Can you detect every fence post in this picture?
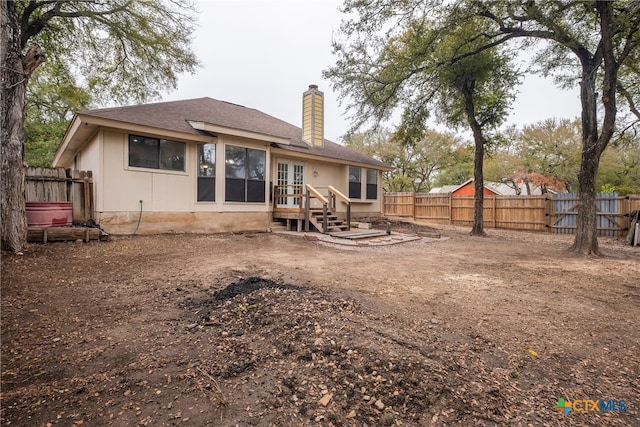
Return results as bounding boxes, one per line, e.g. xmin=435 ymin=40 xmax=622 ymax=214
xmin=492 ymin=196 xmax=497 ymax=228
xmin=411 ymin=192 xmax=415 ymax=220
xmin=624 ymin=195 xmax=630 ymax=234
xmin=70 ymin=169 xmax=81 ymax=222
xmin=545 ymin=196 xmax=552 ymax=233
xmin=83 ymin=175 xmax=91 ymax=222
xmin=66 ymin=168 xmax=73 ymax=203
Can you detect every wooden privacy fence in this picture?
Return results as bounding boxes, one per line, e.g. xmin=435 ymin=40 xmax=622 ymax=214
xmin=383 ymin=192 xmax=640 ymax=237
xmin=25 ymin=167 xmax=94 ymax=223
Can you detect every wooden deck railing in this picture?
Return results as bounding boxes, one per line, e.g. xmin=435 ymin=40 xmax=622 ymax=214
xmin=305 ymin=184 xmax=328 ymax=232
xmin=328 ymin=185 xmax=351 ymax=230
xmin=305 ymin=184 xmax=329 ymax=205
xmin=272 ymin=183 xmax=351 ymax=233
xmin=273 ymin=184 xmax=305 ymax=211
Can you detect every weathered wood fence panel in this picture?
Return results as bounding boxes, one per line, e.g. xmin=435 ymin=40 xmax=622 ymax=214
xmin=25 ymin=167 xmax=94 ymax=223
xmin=384 ymin=192 xmax=639 ymax=236
xmin=414 ymin=194 xmax=450 ymax=224
xmin=449 ymin=196 xmax=475 ymax=227
xmin=25 ymin=167 xmax=67 ymax=201
xmin=595 ymin=195 xmax=620 ymax=237
xmin=549 ymin=193 xmax=625 ymax=236
xmin=629 ymin=195 xmax=640 ymax=213
xmin=549 ymin=193 xmax=576 ymax=235
xmin=382 ymin=192 xmax=414 ymax=218
xmin=69 ymin=169 xmax=94 ymax=222
xmin=496 ymin=195 xmax=547 ymax=231
xmin=447 ymin=196 xmax=547 ymax=231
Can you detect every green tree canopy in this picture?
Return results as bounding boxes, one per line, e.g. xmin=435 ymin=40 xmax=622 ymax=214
xmin=345 ymin=128 xmax=465 ymax=192
xmin=24 ymin=120 xmax=69 ymax=167
xmin=1 ymin=0 xmax=200 ymax=251
xmin=326 ymin=0 xmax=640 ymax=254
xmin=597 ymin=134 xmax=640 ymax=195
xmin=24 ymin=62 xmax=94 ymax=166
xmin=432 ymin=145 xmax=475 ymax=188
xmin=27 ymin=62 xmax=92 ymax=123
xmin=17 ymin=0 xmax=199 ymax=105
xmin=326 ymin=15 xmax=520 ymax=235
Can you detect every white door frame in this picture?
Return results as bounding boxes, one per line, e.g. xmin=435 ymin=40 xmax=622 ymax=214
xmin=276 ymin=160 xmax=305 ymax=208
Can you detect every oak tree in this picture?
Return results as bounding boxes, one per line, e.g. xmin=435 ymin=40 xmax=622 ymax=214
xmin=327 ymin=0 xmax=640 ymax=253
xmin=472 ymin=0 xmax=640 ymax=254
xmin=325 ymin=12 xmax=519 ymax=235
xmin=1 ymin=0 xmax=199 ymax=251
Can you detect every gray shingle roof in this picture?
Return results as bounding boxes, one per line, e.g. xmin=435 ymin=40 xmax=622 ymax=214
xmin=80 ymin=97 xmax=390 ymax=169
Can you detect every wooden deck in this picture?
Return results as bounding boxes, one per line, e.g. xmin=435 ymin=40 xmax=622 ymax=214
xmin=273 ymin=184 xmax=352 ymax=234
xmin=272 ymin=208 xmax=305 ymax=220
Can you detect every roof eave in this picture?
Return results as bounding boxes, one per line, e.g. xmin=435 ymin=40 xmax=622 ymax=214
xmin=271 ymin=146 xmax=393 ymax=171
xmin=53 ymin=114 xmax=221 ymax=168
xmin=188 ymin=121 xmax=291 ymax=145
xmin=52 ymin=115 xmax=84 ymax=167
xmin=451 ymin=178 xmax=474 ymax=194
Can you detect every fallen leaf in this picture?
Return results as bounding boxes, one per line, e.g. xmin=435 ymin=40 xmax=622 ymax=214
xmin=318 ymin=393 xmax=333 ymax=406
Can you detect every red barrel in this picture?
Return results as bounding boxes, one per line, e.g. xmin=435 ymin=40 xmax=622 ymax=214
xmin=26 ymin=202 xmax=73 ymax=227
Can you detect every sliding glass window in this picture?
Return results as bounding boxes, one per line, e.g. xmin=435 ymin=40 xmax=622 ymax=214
xmin=225 ymin=146 xmax=266 ymax=203
xmin=129 ymin=134 xmax=185 ymax=172
xmin=349 ymin=166 xmax=362 ymax=199
xmin=366 ymin=169 xmax=378 ymax=200
xmin=197 ymin=144 xmax=215 ymax=202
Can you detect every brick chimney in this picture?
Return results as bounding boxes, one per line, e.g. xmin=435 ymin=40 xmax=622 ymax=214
xmin=302 ymin=84 xmax=324 ymax=147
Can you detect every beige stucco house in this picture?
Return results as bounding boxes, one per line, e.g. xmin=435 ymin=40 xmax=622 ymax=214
xmin=52 ymin=85 xmax=392 ymax=235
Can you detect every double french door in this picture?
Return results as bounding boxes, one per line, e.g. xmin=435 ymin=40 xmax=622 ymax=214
xmin=276 ymin=160 xmax=305 ymax=208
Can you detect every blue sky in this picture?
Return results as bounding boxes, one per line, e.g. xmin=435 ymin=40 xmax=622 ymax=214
xmin=163 ymin=0 xmax=582 ymax=143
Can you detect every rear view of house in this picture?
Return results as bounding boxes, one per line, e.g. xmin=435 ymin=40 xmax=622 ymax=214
xmin=52 ymin=85 xmax=391 ymax=235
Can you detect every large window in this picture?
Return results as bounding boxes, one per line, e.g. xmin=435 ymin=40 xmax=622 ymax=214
xmin=366 ymin=169 xmax=378 ymax=200
xmin=225 ymin=146 xmax=266 ymax=202
xmin=129 ymin=134 xmax=185 ymax=171
xmin=349 ymin=166 xmax=361 ymax=199
xmin=197 ymin=144 xmax=215 ymax=202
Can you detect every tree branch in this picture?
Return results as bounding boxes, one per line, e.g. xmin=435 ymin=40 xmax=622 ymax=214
xmin=22 ymin=0 xmax=133 ymax=49
xmin=22 ymin=44 xmax=46 ymax=77
xmin=20 ymin=0 xmax=59 ymax=47
xmin=617 ymin=82 xmax=640 ymax=121
xmin=475 ymin=1 xmax=595 ymax=64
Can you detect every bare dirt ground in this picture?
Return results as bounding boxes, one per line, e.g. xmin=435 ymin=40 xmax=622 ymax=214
xmin=2 ymin=221 xmax=639 ymax=426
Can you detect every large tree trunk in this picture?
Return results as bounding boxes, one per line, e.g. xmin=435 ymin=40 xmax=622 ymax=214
xmin=462 ymin=85 xmax=486 ymax=236
xmin=571 ymin=153 xmax=600 ymax=254
xmin=471 ymin=132 xmax=485 ymax=236
xmin=571 ymin=65 xmax=601 ymax=255
xmin=1 ymin=1 xmax=44 ymax=252
xmin=570 ymin=1 xmax=617 ymax=255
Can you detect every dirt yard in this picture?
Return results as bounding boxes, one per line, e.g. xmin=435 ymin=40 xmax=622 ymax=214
xmin=2 ymin=222 xmax=639 ymax=426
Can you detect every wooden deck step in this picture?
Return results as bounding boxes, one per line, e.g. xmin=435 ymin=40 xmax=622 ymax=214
xmin=269 ymin=221 xmax=288 ymax=232
xmin=329 ymin=230 xmax=389 ymax=240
